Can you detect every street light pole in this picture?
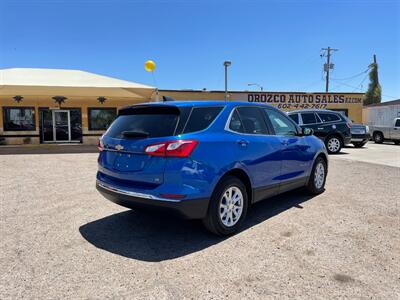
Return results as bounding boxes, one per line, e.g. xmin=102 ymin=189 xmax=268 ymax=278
xmin=223 ymin=61 xmax=231 ymax=101
xmin=247 ymin=83 xmax=264 ymax=91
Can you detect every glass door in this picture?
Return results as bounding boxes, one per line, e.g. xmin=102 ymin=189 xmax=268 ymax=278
xmin=40 ymin=109 xmax=82 ymax=143
xmin=53 ymin=110 xmax=71 ymax=142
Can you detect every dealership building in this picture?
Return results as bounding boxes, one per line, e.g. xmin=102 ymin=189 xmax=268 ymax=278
xmin=0 ymin=68 xmax=364 ymax=145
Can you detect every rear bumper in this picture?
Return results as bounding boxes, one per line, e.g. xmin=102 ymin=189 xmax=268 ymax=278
xmin=344 ymin=136 xmax=352 ymax=145
xmin=96 ymin=181 xmax=209 ymax=219
xmin=351 ymin=133 xmax=370 ymax=143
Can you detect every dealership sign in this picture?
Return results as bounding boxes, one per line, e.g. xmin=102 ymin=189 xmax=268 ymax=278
xmin=230 ymin=93 xmax=364 ymax=110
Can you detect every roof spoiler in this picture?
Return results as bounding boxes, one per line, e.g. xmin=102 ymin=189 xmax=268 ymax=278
xmin=162 ymin=96 xmax=175 ymax=102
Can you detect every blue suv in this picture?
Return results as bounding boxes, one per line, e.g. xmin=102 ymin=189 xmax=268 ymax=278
xmin=96 ymin=101 xmax=328 ymax=235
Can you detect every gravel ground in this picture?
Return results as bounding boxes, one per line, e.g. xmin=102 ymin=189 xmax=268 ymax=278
xmin=340 ymin=142 xmax=400 ymax=168
xmin=1 ymin=152 xmax=399 ymax=299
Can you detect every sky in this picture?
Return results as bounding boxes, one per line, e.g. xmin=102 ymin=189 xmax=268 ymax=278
xmin=1 ymin=0 xmax=399 ymax=101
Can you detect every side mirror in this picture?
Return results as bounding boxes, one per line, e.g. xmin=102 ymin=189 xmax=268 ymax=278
xmin=301 ymin=127 xmax=314 ymax=136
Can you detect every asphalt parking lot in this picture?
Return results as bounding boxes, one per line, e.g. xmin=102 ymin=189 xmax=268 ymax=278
xmin=1 ymin=143 xmax=399 ymax=299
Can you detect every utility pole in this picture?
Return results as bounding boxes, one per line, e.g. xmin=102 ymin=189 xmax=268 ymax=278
xmin=373 ymin=54 xmax=379 ymax=84
xmin=321 ymin=47 xmax=338 ymax=92
xmin=224 ymin=61 xmax=231 ymax=101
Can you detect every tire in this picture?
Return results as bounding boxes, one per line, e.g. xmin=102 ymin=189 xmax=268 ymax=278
xmin=325 ymin=135 xmax=342 ymax=154
xmin=202 ymin=176 xmax=248 ymax=236
xmin=394 ymin=141 xmax=400 ymax=145
xmin=306 ymin=156 xmax=327 ymax=195
xmin=373 ymin=132 xmax=384 ymax=144
xmin=352 ymin=142 xmax=366 ymax=148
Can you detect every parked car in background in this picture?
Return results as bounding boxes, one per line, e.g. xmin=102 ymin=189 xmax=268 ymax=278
xmin=351 ymin=124 xmax=370 ymax=148
xmin=370 ymin=118 xmax=400 ymax=145
xmin=287 ymin=109 xmax=352 ymax=154
xmin=96 ymin=101 xmax=328 ymax=235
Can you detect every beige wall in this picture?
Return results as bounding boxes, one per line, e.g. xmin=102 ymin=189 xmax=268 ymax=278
xmin=0 ymin=95 xmax=146 ymax=145
xmin=159 ymin=90 xmax=364 ymax=123
xmin=0 ymin=90 xmax=365 ymax=145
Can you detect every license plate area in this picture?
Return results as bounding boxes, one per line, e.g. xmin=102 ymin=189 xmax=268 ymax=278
xmin=353 ymin=129 xmax=365 ymax=134
xmin=113 ymin=152 xmax=148 ymax=172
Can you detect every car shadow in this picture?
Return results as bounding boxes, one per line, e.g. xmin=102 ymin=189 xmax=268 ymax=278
xmin=333 ymin=151 xmax=349 ymax=155
xmin=79 ymin=190 xmax=317 ymax=262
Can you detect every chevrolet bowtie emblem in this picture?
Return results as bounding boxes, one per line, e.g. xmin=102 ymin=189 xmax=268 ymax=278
xmin=115 ymin=144 xmax=124 ymax=151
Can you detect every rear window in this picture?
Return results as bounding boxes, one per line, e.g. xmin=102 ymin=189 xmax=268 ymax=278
xmin=105 ymin=106 xmax=179 ymax=138
xmin=288 ymin=113 xmax=299 ymax=124
xmin=182 ymin=106 xmax=223 ymax=134
xmin=301 ymin=113 xmax=318 ymax=124
xmin=395 ymin=119 xmax=400 ymax=127
xmin=317 ymin=113 xmax=341 ymax=123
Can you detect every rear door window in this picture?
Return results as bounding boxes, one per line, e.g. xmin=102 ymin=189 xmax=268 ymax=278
xmin=236 ymin=107 xmax=269 ymax=134
xmin=182 ymin=106 xmax=223 ymax=134
xmin=317 ymin=113 xmax=341 ymax=123
xmin=288 ymin=113 xmax=299 ymax=124
xmin=301 ymin=113 xmax=318 ymax=124
xmin=105 ymin=106 xmax=180 ymax=139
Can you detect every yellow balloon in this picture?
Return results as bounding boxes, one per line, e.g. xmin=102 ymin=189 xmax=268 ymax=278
xmin=144 ymin=60 xmax=156 ymax=72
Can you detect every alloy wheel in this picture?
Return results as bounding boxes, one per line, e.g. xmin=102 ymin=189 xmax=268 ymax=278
xmin=219 ymin=186 xmax=243 ymax=227
xmin=314 ymin=162 xmax=325 ymax=189
xmin=327 ymin=137 xmax=340 ymax=153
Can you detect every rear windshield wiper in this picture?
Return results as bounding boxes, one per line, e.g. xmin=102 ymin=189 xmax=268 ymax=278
xmin=121 ymin=131 xmax=149 ymax=138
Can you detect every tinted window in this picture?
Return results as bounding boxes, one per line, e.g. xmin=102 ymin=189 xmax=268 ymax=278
xmin=288 ymin=113 xmax=299 ymax=124
xmin=301 ymin=113 xmax=317 ymax=124
xmin=3 ymin=107 xmax=35 ymax=131
xmin=229 ymin=110 xmax=244 ymax=133
xmin=318 ymin=113 xmax=341 ymax=122
xmin=183 ymin=107 xmax=223 ymax=134
xmin=105 ymin=107 xmax=179 ymax=138
xmin=236 ymin=107 xmax=268 ymax=134
xmin=88 ymin=108 xmax=117 ymax=130
xmin=395 ymin=119 xmax=400 ymax=127
xmin=265 ymin=109 xmax=297 ymax=136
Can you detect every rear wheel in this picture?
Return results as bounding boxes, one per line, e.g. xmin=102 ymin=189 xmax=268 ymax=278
xmin=325 ymin=136 xmax=342 ymax=154
xmin=306 ymin=157 xmax=327 ymax=195
xmin=394 ymin=140 xmax=400 ymax=145
xmin=203 ymin=176 xmax=248 ymax=236
xmin=373 ymin=132 xmax=384 ymax=144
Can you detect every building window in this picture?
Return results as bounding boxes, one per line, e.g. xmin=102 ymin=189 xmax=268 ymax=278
xmin=88 ymin=108 xmax=117 ymax=130
xmin=3 ymin=107 xmax=36 ymax=131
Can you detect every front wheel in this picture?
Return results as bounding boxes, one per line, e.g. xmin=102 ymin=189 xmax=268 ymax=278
xmin=373 ymin=132 xmax=384 ymax=144
xmin=306 ymin=157 xmax=327 ymax=195
xmin=325 ymin=136 xmax=342 ymax=154
xmin=202 ymin=176 xmax=248 ymax=236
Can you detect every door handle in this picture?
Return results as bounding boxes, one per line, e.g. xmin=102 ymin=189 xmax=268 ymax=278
xmin=317 ymin=127 xmax=324 ymax=130
xmin=237 ymin=139 xmax=249 ymax=147
xmin=281 ymin=140 xmax=289 ymax=146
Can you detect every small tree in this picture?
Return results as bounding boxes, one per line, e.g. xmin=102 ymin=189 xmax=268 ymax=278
xmin=364 ymin=62 xmax=381 ymax=105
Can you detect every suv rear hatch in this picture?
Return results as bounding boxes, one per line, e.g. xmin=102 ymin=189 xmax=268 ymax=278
xmin=98 ymin=105 xmax=185 ymax=187
xmin=98 ymin=104 xmax=224 ymax=188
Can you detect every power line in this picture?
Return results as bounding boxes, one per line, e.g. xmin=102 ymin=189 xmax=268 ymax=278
xmin=352 ymin=72 xmax=369 ymax=92
xmin=331 ymin=68 xmax=370 ymax=81
xmin=331 ymin=79 xmax=398 ymax=100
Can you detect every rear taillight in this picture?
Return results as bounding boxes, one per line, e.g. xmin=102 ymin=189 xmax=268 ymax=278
xmin=98 ymin=139 xmax=104 ymax=151
xmin=346 ymin=122 xmax=352 ymax=129
xmin=145 ymin=140 xmax=198 ymax=157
